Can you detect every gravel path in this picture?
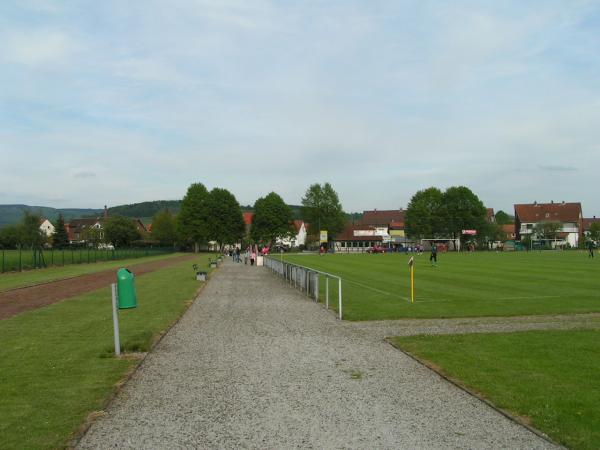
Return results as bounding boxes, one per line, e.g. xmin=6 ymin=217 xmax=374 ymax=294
xmin=77 ymin=261 xmax=557 ymax=449
xmin=351 ymin=313 xmax=600 ymax=339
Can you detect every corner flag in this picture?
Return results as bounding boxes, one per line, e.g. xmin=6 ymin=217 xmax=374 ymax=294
xmin=408 ymin=257 xmax=414 ymax=303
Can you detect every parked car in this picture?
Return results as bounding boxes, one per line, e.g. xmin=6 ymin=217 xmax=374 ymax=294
xmin=367 ymin=245 xmax=386 ymax=254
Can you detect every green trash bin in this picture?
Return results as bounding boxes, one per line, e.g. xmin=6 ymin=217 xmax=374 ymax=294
xmin=116 ymin=268 xmax=137 ymax=309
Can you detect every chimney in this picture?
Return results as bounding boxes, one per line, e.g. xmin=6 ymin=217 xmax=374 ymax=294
xmin=104 ymin=205 xmax=108 ymax=219
xmin=533 ymin=201 xmax=537 ymax=205
xmin=551 ymin=200 xmax=553 ymax=204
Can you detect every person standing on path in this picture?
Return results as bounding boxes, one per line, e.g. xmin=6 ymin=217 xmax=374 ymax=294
xmin=430 ymin=243 xmax=438 ymax=266
xmin=250 ymin=250 xmax=256 ymax=266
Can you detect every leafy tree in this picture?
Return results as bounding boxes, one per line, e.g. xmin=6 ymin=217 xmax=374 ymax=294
xmin=0 ymin=225 xmax=20 ymax=248
xmin=104 ymin=216 xmax=141 ymax=247
xmin=589 ymin=223 xmax=600 ymax=242
xmin=205 ymin=188 xmax=245 ymax=249
xmin=52 ymin=214 xmax=70 ymax=248
xmin=20 ymin=212 xmax=47 ymax=248
xmin=533 ymin=221 xmax=562 ymax=240
xmin=405 ymin=187 xmax=444 ymax=239
xmin=441 ymin=186 xmax=487 ymax=241
xmin=152 ymin=209 xmax=178 ymax=247
xmin=495 ymin=210 xmax=514 ymax=225
xmin=178 ymin=183 xmax=209 ymax=253
xmin=81 ymin=226 xmax=104 ymax=248
xmin=300 ymin=182 xmax=346 ymax=239
xmin=251 ymin=192 xmax=293 ymax=244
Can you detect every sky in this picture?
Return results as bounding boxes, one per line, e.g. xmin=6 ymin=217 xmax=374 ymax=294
xmin=1 ymin=1 xmax=599 ymax=216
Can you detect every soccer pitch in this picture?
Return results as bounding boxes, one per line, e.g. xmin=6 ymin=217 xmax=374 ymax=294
xmin=281 ymin=251 xmax=599 ymax=320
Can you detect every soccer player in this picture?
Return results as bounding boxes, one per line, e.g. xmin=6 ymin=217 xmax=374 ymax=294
xmin=430 ymin=243 xmax=438 ymax=266
xmin=588 ymin=240 xmax=595 ymax=258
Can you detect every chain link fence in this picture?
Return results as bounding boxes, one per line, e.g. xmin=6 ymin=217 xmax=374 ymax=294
xmin=264 ymin=256 xmax=343 ymax=319
xmin=0 ymin=247 xmax=175 ymax=273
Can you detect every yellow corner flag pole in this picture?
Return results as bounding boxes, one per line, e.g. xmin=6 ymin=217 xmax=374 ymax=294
xmin=408 ymin=257 xmax=415 ymax=303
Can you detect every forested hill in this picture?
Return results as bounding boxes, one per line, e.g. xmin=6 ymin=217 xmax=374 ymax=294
xmin=107 ymin=200 xmax=182 ymax=218
xmin=0 ymin=201 xmax=309 ymax=228
xmin=0 ymin=205 xmax=102 ymax=228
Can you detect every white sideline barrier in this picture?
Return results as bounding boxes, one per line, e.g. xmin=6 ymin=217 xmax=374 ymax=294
xmin=263 ymin=256 xmax=343 ymax=320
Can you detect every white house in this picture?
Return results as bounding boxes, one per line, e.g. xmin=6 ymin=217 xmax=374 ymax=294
xmin=39 ymin=218 xmax=55 ymax=237
xmin=515 ymin=201 xmax=583 ymax=247
xmin=276 ymin=220 xmax=308 ymax=248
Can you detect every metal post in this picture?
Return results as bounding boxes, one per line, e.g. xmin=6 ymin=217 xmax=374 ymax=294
xmin=338 ymin=278 xmax=342 ymax=320
xmin=111 ymin=283 xmax=121 ymax=356
xmin=326 ymin=276 xmax=329 ymax=309
xmin=315 ymin=273 xmax=319 ymax=303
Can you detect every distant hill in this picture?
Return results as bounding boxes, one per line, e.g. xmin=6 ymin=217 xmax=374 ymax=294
xmin=0 ymin=205 xmax=102 ymax=228
xmin=0 ymin=201 xmax=353 ymax=228
xmin=107 ymin=200 xmax=181 ymax=218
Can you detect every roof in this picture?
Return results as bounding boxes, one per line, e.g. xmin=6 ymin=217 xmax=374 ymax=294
xmin=514 ymin=202 xmax=582 ymax=224
xmin=359 ymin=209 xmax=405 ymax=226
xmin=388 ymin=221 xmax=404 ymax=229
xmin=292 ymin=220 xmax=304 ymax=233
xmin=243 ymin=212 xmax=254 ymax=225
xmin=501 ymin=224 xmax=515 ymax=235
xmin=333 ymin=224 xmax=383 ymax=242
xmin=583 ymin=217 xmax=600 ymax=231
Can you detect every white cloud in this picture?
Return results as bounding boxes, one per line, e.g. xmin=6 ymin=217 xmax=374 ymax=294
xmin=0 ymin=30 xmax=79 ymax=67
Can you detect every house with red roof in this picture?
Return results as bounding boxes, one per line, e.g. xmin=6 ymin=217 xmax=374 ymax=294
xmin=514 ymin=201 xmax=583 ymax=247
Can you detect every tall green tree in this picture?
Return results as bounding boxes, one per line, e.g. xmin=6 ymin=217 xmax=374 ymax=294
xmin=300 ymin=182 xmax=346 ymax=239
xmin=52 ymin=214 xmax=70 ymax=248
xmin=0 ymin=225 xmax=20 ymax=248
xmin=534 ymin=221 xmax=562 ymax=240
xmin=441 ymin=186 xmax=487 ymax=241
xmin=20 ymin=212 xmax=47 ymax=248
xmin=251 ymin=192 xmax=293 ymax=244
xmin=152 ymin=209 xmax=178 ymax=247
xmin=405 ymin=187 xmax=444 ymax=239
xmin=495 ymin=210 xmax=514 ymax=225
xmin=104 ymin=216 xmax=141 ymax=247
xmin=589 ymin=223 xmax=600 ymax=242
xmin=178 ymin=183 xmax=209 ymax=252
xmin=205 ymin=188 xmax=245 ymax=249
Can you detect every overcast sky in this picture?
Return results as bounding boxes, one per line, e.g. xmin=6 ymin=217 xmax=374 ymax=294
xmin=1 ymin=1 xmax=599 ymax=215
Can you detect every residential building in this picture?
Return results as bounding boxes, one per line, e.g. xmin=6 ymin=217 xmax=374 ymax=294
xmin=514 ymin=201 xmax=583 ymax=247
xmin=332 ymin=224 xmax=384 ymax=252
xmin=39 ymin=218 xmax=55 ymax=237
xmin=583 ymin=216 xmax=600 ymax=240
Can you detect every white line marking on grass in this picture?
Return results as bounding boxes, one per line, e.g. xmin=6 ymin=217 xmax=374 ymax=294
xmin=343 ymin=278 xmax=412 ymax=303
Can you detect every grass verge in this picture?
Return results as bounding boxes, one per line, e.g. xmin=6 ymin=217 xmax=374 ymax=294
xmin=390 ymin=329 xmax=600 ymax=450
xmin=0 ymin=252 xmax=188 ymax=293
xmin=0 ymin=253 xmax=212 ymax=450
xmin=281 ymin=252 xmax=599 ymax=320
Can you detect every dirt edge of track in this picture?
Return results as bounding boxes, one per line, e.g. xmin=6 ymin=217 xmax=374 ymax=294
xmin=0 ymin=254 xmax=198 ymax=320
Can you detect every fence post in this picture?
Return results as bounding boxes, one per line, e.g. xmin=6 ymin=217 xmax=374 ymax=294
xmin=315 ymin=273 xmax=319 ymax=303
xmin=19 ymin=247 xmax=22 ymax=272
xmin=338 ymin=278 xmax=342 ymax=320
xmin=1 ymin=249 xmax=4 ymax=273
xmin=326 ymin=276 xmax=329 ymax=309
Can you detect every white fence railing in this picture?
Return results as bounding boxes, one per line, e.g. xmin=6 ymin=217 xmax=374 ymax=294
xmin=263 ymin=256 xmax=343 ymax=320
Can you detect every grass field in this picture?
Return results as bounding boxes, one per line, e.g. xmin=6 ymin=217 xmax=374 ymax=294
xmin=0 ymin=252 xmax=188 ymax=292
xmin=391 ymin=329 xmax=600 ymax=450
xmin=0 ymin=247 xmax=174 ymax=273
xmin=0 ymin=254 xmax=212 ymax=450
xmin=281 ymin=251 xmax=599 ymax=320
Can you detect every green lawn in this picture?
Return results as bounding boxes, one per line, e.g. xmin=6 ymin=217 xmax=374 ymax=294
xmin=280 ymin=251 xmax=599 ymax=320
xmin=0 ymin=253 xmax=212 ymax=450
xmin=390 ymin=329 xmax=600 ymax=450
xmin=0 ymin=252 xmax=187 ymax=292
xmin=0 ymin=247 xmax=174 ymax=273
